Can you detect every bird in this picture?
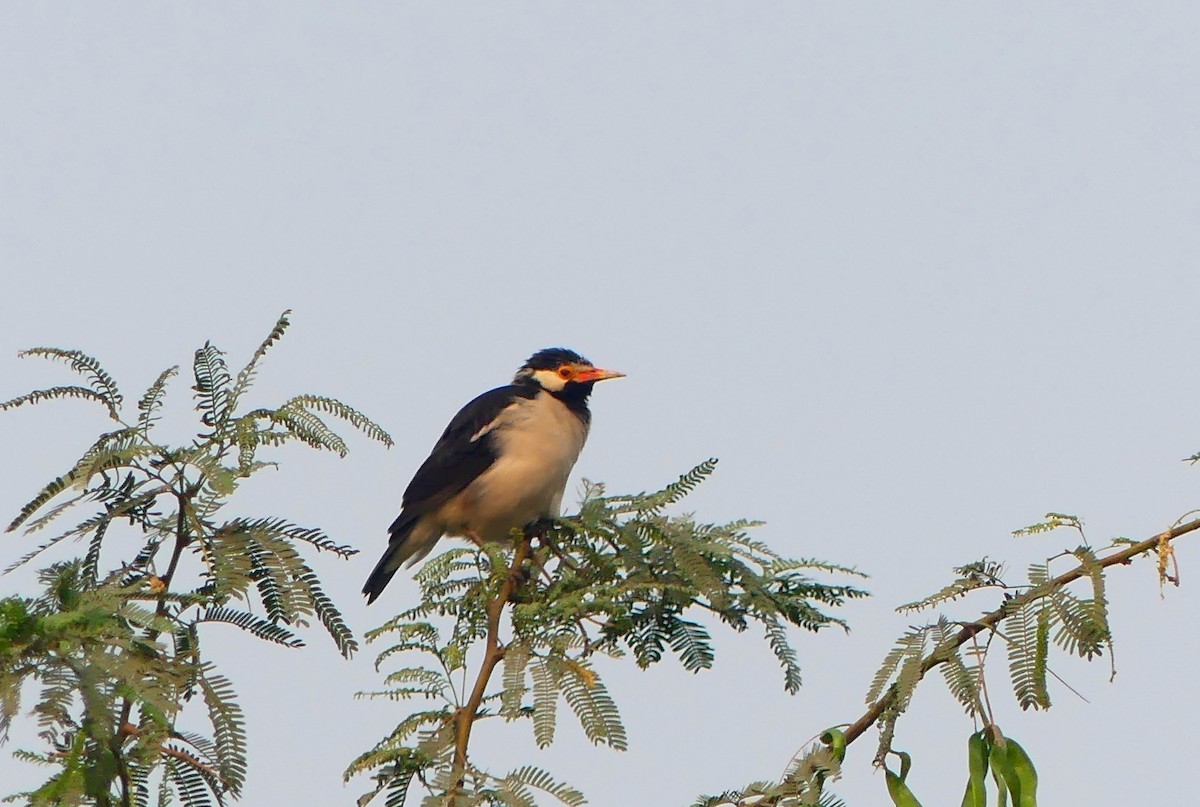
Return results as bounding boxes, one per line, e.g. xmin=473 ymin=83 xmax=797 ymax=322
xmin=362 ymin=347 xmax=624 ymax=604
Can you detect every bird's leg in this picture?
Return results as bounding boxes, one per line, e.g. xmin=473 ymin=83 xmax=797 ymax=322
xmin=528 ymin=517 xmax=561 ymax=541
xmin=526 ymin=518 xmax=560 ymax=571
xmin=522 ymin=521 xmax=599 ymax=657
xmin=505 ymin=522 xmax=558 ymax=589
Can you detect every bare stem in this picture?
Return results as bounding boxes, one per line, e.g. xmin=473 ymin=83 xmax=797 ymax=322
xmin=447 ymin=530 xmax=534 ymax=804
xmin=114 ymin=485 xmax=192 ymax=805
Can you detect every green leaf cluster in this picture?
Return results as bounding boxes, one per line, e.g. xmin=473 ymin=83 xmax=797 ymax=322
xmin=862 ymin=536 xmax=1114 ymax=773
xmin=691 ymin=728 xmax=848 ymax=807
xmin=1 ymin=313 xmax=390 ymax=805
xmin=699 ymin=510 xmax=1139 ymax=807
xmin=960 ymin=730 xmax=1038 ymax=807
xmin=1 ymin=563 xmax=183 ymax=805
xmin=350 ymin=463 xmax=867 ymax=805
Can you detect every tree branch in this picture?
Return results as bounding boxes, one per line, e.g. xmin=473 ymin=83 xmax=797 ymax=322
xmin=114 ymin=483 xmax=192 ymax=805
xmin=118 ymin=723 xmax=221 ymax=777
xmin=842 ymin=517 xmax=1200 ymax=747
xmin=448 ymin=530 xmax=534 ymax=803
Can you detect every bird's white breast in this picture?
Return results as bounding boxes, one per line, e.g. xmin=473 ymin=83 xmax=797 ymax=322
xmin=459 ymin=391 xmax=589 ymax=540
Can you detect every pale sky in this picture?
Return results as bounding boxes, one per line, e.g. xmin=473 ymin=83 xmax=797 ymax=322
xmin=3 ymin=4 xmax=1200 ymax=805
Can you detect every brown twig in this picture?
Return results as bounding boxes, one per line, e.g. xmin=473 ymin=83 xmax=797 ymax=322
xmin=114 ymin=485 xmax=192 ymax=806
xmin=115 ymin=723 xmax=220 ymax=779
xmin=750 ymin=518 xmax=1200 ymax=805
xmin=448 ymin=530 xmax=534 ymax=804
xmin=840 ymin=517 xmax=1200 ymax=748
xmin=542 ymin=531 xmax=582 ymax=572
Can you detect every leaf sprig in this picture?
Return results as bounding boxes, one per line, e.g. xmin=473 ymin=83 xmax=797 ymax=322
xmin=1 ymin=312 xmax=391 ymax=806
xmin=349 ymin=462 xmax=868 ymax=805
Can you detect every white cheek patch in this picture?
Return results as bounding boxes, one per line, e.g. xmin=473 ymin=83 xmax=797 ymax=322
xmin=533 ymin=368 xmax=568 ymax=391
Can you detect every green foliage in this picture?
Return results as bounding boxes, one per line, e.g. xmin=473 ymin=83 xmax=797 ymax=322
xmin=349 ymin=463 xmax=867 ymax=805
xmin=692 ymin=729 xmax=848 ymax=807
xmin=934 ymin=618 xmax=985 ymax=719
xmin=699 ymin=506 xmax=1172 ymax=807
xmin=865 ymin=626 xmax=929 ymax=710
xmin=961 ymin=731 xmax=988 ymax=807
xmin=495 ymin=766 xmax=584 ymax=807
xmin=952 ymin=729 xmax=1041 ymax=807
xmin=4 ymin=316 xmax=1172 ymax=807
xmin=1004 ymin=601 xmax=1050 ymax=712
xmin=5 ymin=348 xmax=124 ymax=421
xmin=1 ymin=313 xmax=390 ymax=804
xmin=883 ymin=751 xmax=923 ymax=807
xmin=862 ymin=527 xmax=1118 ymax=771
xmin=196 ymin=663 xmax=247 ymax=796
xmin=1011 ymin=513 xmax=1084 ymax=540
xmin=985 ymin=732 xmax=1039 ymax=807
xmin=0 ymin=563 xmax=185 ymax=805
xmin=896 ymin=560 xmax=1005 ymax=615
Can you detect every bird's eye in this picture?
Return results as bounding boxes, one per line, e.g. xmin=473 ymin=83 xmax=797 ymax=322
xmin=557 ymin=366 xmax=573 ymax=380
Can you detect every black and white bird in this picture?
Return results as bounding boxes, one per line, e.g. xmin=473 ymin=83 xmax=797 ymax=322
xmin=362 ymin=348 xmax=623 ymax=604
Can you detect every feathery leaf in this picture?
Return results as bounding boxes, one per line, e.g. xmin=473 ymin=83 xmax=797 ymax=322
xmin=18 ymin=347 xmax=123 ymax=419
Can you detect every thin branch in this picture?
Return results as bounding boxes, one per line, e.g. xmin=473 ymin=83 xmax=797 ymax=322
xmin=970 ymin=630 xmax=996 ymax=727
xmin=1045 ymin=663 xmax=1091 ymax=704
xmin=744 ymin=518 xmax=1200 ymax=807
xmin=119 ymin=723 xmax=221 ymax=777
xmin=842 ymin=517 xmax=1200 ymax=747
xmin=115 ymin=482 xmax=191 ymax=780
xmin=448 ymin=529 xmax=534 ymax=803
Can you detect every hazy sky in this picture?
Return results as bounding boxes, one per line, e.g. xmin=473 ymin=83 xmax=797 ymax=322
xmin=3 ymin=4 xmax=1200 ymax=805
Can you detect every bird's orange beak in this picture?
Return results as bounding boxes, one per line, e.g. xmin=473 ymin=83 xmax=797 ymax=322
xmin=575 ymin=366 xmax=625 ymax=383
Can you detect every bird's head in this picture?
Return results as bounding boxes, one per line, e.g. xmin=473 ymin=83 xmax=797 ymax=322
xmin=515 ymin=347 xmax=625 ymax=395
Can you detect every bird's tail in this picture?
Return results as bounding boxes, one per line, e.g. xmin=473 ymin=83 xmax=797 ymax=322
xmin=362 ymin=512 xmax=442 ymax=605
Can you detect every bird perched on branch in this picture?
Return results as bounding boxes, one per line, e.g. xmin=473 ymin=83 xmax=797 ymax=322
xmin=363 ymin=348 xmax=624 ymax=604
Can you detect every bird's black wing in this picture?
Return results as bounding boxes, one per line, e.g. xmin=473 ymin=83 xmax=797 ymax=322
xmin=365 ymin=384 xmax=540 ymax=603
xmin=398 ymin=383 xmax=539 ymax=516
